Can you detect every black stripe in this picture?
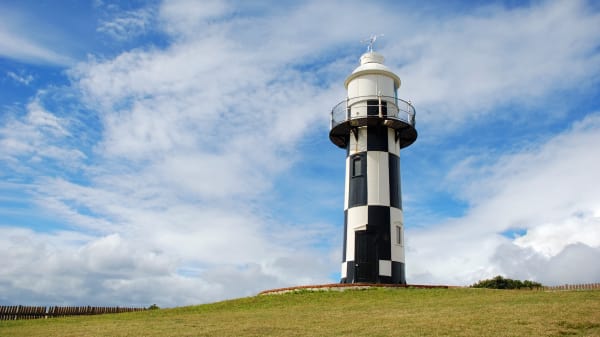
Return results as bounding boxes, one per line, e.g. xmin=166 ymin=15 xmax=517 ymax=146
xmin=355 ymin=230 xmax=377 ymax=282
xmin=367 ymin=125 xmax=388 ymax=152
xmin=367 ymin=99 xmax=379 ymax=116
xmin=368 ymin=205 xmax=391 ymax=260
xmin=379 ymin=275 xmax=393 ymax=283
xmin=343 ymin=262 xmax=404 ymax=284
xmin=348 ymin=153 xmax=367 ymax=207
xmin=392 ymin=261 xmax=406 ymax=284
xmin=388 ymin=153 xmax=401 ymax=209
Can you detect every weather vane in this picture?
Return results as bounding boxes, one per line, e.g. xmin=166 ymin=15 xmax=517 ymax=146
xmin=361 ymin=34 xmax=384 ymax=52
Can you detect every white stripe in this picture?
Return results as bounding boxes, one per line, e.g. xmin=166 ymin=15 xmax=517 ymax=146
xmin=344 ymin=156 xmax=349 ymax=210
xmin=379 ymin=260 xmax=392 ymax=276
xmin=367 ymin=151 xmax=390 ymax=206
xmin=348 ymin=127 xmax=367 ymax=156
xmin=387 ymin=128 xmax=400 ymax=157
xmin=390 ymin=207 xmax=405 ymax=262
xmin=345 ymin=206 xmax=368 ymax=261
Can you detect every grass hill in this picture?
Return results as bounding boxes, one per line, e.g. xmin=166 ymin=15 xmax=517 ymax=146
xmin=2 ymin=287 xmax=599 ymax=336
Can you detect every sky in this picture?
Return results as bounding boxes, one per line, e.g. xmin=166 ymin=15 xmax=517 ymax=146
xmin=1 ymin=0 xmax=599 ymax=307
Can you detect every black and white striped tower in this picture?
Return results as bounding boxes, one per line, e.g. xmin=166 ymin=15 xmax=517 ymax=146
xmin=329 ymin=45 xmax=417 ymax=284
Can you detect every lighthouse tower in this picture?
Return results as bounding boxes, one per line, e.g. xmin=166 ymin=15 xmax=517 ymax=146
xmin=329 ymin=45 xmax=417 ymax=284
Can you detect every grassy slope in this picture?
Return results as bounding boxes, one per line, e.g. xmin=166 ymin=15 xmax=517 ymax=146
xmin=1 ymin=288 xmax=599 ymax=337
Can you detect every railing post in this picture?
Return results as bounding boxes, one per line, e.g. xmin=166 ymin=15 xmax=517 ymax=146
xmin=346 ymin=97 xmax=350 ymax=121
xmin=331 ymin=105 xmax=335 ymax=130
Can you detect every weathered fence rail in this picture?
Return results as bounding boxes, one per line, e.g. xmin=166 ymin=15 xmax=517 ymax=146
xmin=0 ymin=305 xmax=146 ymax=320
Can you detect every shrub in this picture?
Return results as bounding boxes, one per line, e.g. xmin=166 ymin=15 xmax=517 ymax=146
xmin=471 ymin=275 xmax=542 ymax=289
xmin=147 ymin=304 xmax=160 ymax=310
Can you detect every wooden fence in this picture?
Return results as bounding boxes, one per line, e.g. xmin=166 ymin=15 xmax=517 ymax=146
xmin=0 ymin=305 xmax=146 ymax=320
xmin=542 ymin=283 xmax=600 ymax=291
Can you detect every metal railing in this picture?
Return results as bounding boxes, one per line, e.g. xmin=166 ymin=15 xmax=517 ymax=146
xmin=330 ymin=95 xmax=416 ymax=130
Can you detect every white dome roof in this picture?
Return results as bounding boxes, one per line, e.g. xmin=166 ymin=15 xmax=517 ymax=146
xmin=344 ymin=52 xmax=401 ymax=89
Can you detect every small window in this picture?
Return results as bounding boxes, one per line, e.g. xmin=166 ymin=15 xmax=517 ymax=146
xmin=352 ymin=157 xmax=362 ymax=177
xmin=396 ymin=226 xmax=403 ymax=245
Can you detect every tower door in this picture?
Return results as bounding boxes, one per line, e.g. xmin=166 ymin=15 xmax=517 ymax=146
xmin=355 ymin=230 xmax=377 ymax=282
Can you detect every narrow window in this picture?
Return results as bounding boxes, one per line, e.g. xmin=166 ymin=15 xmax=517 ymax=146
xmin=352 ymin=157 xmax=362 ymax=177
xmin=396 ymin=226 xmax=403 ymax=245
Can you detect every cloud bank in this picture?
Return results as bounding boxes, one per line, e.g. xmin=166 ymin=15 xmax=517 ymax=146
xmin=0 ymin=0 xmax=599 ymax=307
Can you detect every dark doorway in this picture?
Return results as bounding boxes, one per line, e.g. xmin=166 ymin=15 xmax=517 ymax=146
xmin=355 ymin=230 xmax=377 ymax=282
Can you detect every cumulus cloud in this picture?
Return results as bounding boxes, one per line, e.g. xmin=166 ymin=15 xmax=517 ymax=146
xmin=395 ymin=0 xmax=600 ymax=131
xmin=1 ymin=0 xmax=599 ymax=307
xmin=407 ymin=112 xmax=600 ymax=285
xmin=514 ymin=212 xmax=600 ymax=257
xmin=492 ymin=242 xmax=600 ymax=285
xmin=0 ymin=99 xmax=85 ymax=169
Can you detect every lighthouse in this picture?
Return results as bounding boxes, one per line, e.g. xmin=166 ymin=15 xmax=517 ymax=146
xmin=329 ymin=43 xmax=417 ymax=284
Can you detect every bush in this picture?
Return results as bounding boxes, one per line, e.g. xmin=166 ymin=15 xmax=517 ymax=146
xmin=147 ymin=304 xmax=160 ymax=310
xmin=471 ymin=275 xmax=542 ymax=289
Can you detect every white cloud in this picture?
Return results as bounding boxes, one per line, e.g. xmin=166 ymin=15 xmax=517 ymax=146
xmin=0 ymin=29 xmax=73 ymax=65
xmin=2 ymin=0 xmax=600 ymax=307
xmin=97 ymin=7 xmax=155 ymax=41
xmin=514 ymin=213 xmax=600 ymax=257
xmin=492 ymin=243 xmax=600 ymax=285
xmin=0 ymin=10 xmax=73 ymax=66
xmin=0 ymin=99 xmax=85 ymax=168
xmin=407 ymin=112 xmax=600 ymax=285
xmin=6 ymin=71 xmax=34 ymax=85
xmin=158 ymin=0 xmax=231 ymax=37
xmin=394 ymin=0 xmax=600 ymax=131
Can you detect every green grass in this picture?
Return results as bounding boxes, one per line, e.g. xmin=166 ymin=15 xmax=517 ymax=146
xmin=2 ymin=288 xmax=599 ymax=336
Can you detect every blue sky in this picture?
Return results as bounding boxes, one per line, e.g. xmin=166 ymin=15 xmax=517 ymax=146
xmin=1 ymin=0 xmax=600 ymax=307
